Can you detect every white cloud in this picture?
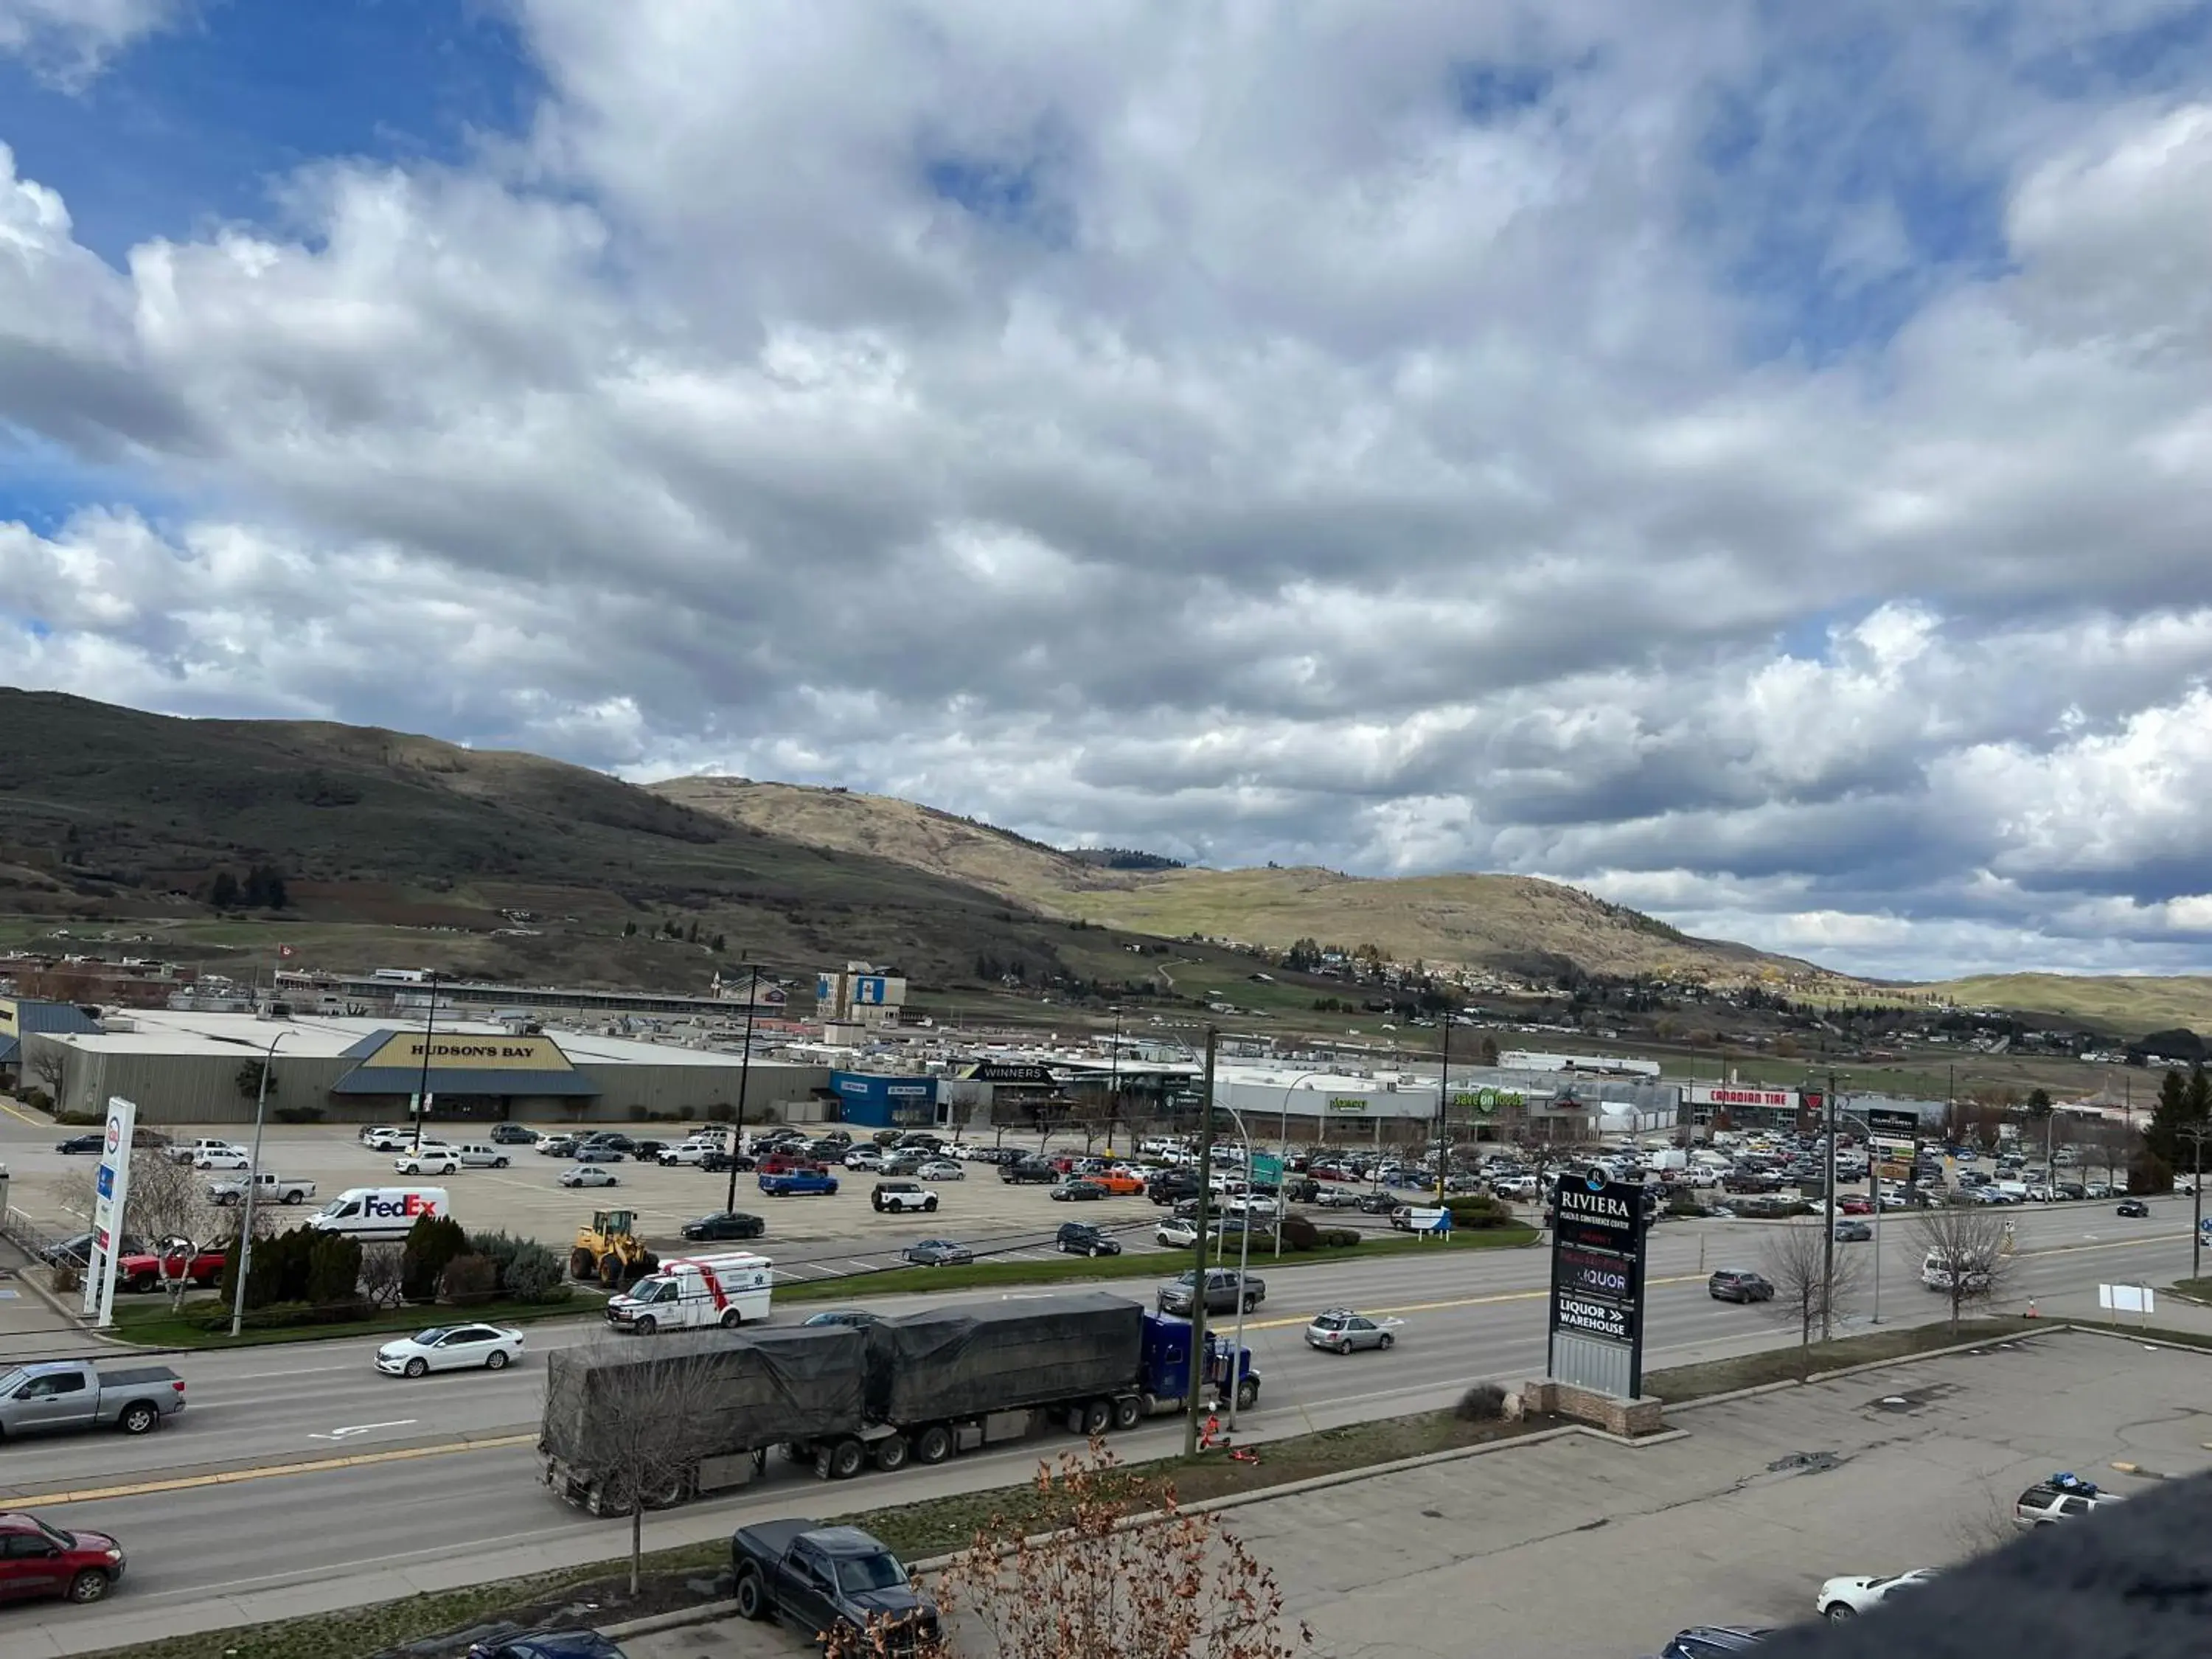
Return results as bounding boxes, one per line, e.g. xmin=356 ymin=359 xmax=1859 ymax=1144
xmin=3 ymin=6 xmax=2212 ymax=978
xmin=0 ymin=0 xmax=177 ymax=85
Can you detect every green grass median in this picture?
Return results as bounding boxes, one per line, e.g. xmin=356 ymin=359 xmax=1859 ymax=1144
xmin=773 ymin=1223 xmax=1539 ymax=1303
xmin=108 ymin=1293 xmax=602 ymax=1349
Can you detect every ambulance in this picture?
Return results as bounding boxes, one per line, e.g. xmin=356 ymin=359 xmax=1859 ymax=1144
xmin=604 ymin=1252 xmax=774 ymax=1333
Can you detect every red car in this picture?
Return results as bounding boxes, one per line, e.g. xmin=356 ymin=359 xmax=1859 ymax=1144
xmin=1837 ymin=1196 xmax=1874 ymax=1216
xmin=116 ymin=1243 xmax=227 ymax=1294
xmin=0 ymin=1512 xmax=125 ymax=1604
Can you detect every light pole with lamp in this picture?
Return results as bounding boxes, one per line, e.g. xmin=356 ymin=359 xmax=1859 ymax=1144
xmin=410 ymin=972 xmax=440 ymax=1154
xmin=723 ymin=964 xmax=762 ymax=1217
xmin=1273 ymin=1070 xmax=1327 ymax=1259
xmin=229 ymin=1028 xmax=292 ymax=1339
xmin=2179 ymin=1121 xmax=2211 ymax=1286
xmin=1207 ymin=1087 xmax=1265 ymax=1432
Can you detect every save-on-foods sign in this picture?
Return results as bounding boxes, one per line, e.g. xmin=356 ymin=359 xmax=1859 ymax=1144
xmin=1453 ymin=1088 xmax=1525 ymax=1114
xmin=1686 ymin=1085 xmax=1798 ymax=1108
xmin=1325 ymin=1096 xmax=1370 ymax=1113
xmin=361 ymin=1033 xmax=576 ymax=1072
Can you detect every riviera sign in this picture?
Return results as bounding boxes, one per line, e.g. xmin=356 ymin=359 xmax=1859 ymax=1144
xmin=1545 ymin=1173 xmax=1649 ymax=1399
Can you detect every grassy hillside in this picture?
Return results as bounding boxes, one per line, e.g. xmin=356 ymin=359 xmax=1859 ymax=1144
xmin=1929 ymin=973 xmax=2212 ymax=1034
xmin=653 ymin=776 xmax=1815 ymax=983
xmin=0 ymin=691 xmax=1138 ymax=988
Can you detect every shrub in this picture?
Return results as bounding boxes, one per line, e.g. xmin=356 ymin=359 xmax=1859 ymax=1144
xmin=1442 ymin=1195 xmax=1512 ymax=1228
xmin=705 ymin=1103 xmax=735 ymax=1122
xmin=1321 ymin=1227 xmax=1363 ymax=1248
xmin=305 ymin=1232 xmax=364 ymax=1311
xmin=503 ymin=1240 xmax=567 ymax=1302
xmin=401 ymin=1213 xmax=472 ymax=1302
xmin=440 ymin=1254 xmax=501 ymax=1306
xmin=1456 ymin=1382 xmax=1506 ymax=1422
xmin=272 ymin=1106 xmax=324 ymax=1124
xmin=626 ymin=1104 xmax=650 ymax=1122
xmin=49 ymin=1263 xmax=82 ymax=1295
xmin=1277 ymin=1213 xmax=1321 ymax=1252
xmin=2128 ymin=1152 xmax=2174 ymax=1195
xmin=1664 ymin=1192 xmax=1706 ymax=1218
xmin=24 ymin=1090 xmax=55 ymax=1114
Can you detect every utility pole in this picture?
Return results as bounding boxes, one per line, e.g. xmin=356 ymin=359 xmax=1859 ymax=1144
xmin=229 ymin=1029 xmax=291 ymax=1338
xmin=1433 ymin=1015 xmax=1451 ymax=1206
xmin=1105 ymin=1006 xmax=1122 ymax=1154
xmin=1183 ymin=1025 xmax=1219 ymax=1457
xmin=723 ymin=964 xmax=761 ymax=1216
xmin=2181 ymin=1121 xmax=2211 ymax=1285
xmin=1821 ymin=1068 xmax=1837 ymax=1343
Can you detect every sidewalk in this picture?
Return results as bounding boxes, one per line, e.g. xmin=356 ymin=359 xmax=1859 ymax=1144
xmin=0 ymin=1237 xmax=106 ymax=1364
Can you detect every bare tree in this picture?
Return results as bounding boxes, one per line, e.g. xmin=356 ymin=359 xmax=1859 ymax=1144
xmin=541 ymin=1336 xmax=741 ymax=1596
xmin=58 ymin=1150 xmax=225 ymax=1307
xmin=358 ymin=1243 xmax=406 ymax=1310
xmin=831 ymin=1439 xmax=1310 ymax=1659
xmin=1759 ymin=1221 xmax=1866 ymax=1375
xmin=1907 ymin=1206 xmax=2017 ymax=1333
xmin=27 ymin=1046 xmax=66 ymax=1107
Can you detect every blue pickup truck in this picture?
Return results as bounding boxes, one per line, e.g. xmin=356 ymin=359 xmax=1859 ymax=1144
xmin=759 ymin=1168 xmax=840 ymax=1197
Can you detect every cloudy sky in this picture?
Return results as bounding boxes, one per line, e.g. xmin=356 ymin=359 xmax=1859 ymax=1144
xmin=4 ymin=2 xmax=2212 ymax=981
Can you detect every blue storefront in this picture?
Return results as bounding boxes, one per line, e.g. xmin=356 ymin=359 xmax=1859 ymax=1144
xmin=828 ymin=1070 xmax=939 ymax=1128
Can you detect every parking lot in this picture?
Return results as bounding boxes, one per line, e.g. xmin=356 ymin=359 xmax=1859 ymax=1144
xmin=625 ymin=1326 xmax=2212 ymax=1659
xmin=0 ymin=1119 xmax=1415 ymax=1284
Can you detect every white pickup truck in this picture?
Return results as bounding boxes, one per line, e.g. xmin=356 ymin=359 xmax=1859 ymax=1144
xmin=206 ymin=1171 xmax=316 ymax=1207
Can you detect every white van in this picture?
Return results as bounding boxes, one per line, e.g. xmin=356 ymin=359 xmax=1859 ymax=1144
xmin=307 ymin=1187 xmax=451 ymax=1241
xmin=604 ymin=1253 xmax=773 ymax=1333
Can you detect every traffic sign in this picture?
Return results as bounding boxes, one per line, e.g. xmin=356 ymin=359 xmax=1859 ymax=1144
xmin=1249 ymin=1153 xmax=1284 ymax=1184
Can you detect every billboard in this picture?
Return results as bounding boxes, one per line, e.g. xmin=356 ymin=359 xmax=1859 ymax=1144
xmin=1545 ymin=1174 xmax=1649 ymax=1399
xmin=83 ymin=1096 xmax=139 ymax=1329
xmin=852 ymin=975 xmax=890 ymax=1006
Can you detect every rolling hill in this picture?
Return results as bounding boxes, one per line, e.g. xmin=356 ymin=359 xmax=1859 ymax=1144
xmin=650 ymin=776 xmax=1820 ymax=984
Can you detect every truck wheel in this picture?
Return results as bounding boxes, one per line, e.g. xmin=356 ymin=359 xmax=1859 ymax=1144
xmin=129 ymin=1273 xmax=158 ymax=1294
xmin=874 ymin=1435 xmax=910 ymax=1472
xmin=569 ymin=1248 xmax=597 ymax=1280
xmin=1236 ymin=1377 xmax=1259 ymax=1411
xmin=734 ymin=1565 xmax=771 ymax=1621
xmin=720 ymin=1308 xmax=744 ymax=1329
xmin=284 ymin=1191 xmax=305 ymax=1204
xmin=924 ymin=1197 xmax=938 ymax=1212
xmin=829 ymin=1438 xmax=867 ymax=1479
xmin=68 ymin=1569 xmax=111 ymax=1604
xmin=1111 ymin=1395 xmax=1144 ymax=1431
xmin=644 ymin=1470 xmax=688 ymax=1509
xmin=914 ymin=1425 xmax=953 ymax=1465
xmin=118 ymin=1402 xmax=158 ymax=1436
xmin=633 ymin=1315 xmax=658 ymax=1335
xmin=1079 ymin=1398 xmax=1112 ymax=1436
xmin=1242 ymin=1294 xmax=1259 ymax=1312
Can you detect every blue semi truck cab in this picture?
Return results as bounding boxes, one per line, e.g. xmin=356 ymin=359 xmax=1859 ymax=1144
xmin=1141 ymin=1310 xmax=1259 ymax=1411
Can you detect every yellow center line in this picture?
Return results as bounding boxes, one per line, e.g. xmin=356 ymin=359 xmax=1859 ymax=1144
xmin=0 ymin=1095 xmax=47 ymax=1125
xmin=0 ymin=1432 xmax=538 ymax=1509
xmin=1239 ymin=1272 xmax=1711 ymax=1332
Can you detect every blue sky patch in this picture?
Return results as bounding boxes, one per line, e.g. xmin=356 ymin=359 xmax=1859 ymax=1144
xmin=0 ymin=0 xmax=541 ymax=263
xmin=1448 ymin=60 xmax=1553 ymax=124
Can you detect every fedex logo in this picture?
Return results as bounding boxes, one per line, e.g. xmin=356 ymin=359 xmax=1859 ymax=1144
xmin=366 ymin=1193 xmax=442 ymax=1218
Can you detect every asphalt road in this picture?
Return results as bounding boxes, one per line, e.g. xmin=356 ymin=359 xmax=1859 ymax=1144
xmin=4 ymin=1197 xmax=2199 ymax=1656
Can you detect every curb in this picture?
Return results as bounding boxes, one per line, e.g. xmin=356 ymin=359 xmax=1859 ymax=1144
xmin=597 ymin=1419 xmax=1692 ymax=1641
xmin=1663 ymin=1325 xmax=2047 ymax=1413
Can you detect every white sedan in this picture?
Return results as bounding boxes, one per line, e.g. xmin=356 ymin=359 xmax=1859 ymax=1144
xmin=1815 ymin=1568 xmax=1939 ymax=1620
xmin=560 ymin=1165 xmax=621 ymax=1189
xmin=193 ymin=1148 xmax=251 ymax=1170
xmin=375 ymin=1323 xmax=524 ymax=1377
xmin=914 ymin=1159 xmax=964 ymax=1181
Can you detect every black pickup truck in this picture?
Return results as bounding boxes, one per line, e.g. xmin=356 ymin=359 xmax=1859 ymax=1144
xmin=730 ymin=1520 xmax=937 ymax=1652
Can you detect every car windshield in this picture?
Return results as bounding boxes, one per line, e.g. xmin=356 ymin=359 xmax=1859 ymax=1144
xmin=836 ymin=1551 xmax=908 ymax=1593
xmin=411 ymin=1327 xmax=451 ymax=1345
xmin=33 ymin=1519 xmax=74 ymax=1548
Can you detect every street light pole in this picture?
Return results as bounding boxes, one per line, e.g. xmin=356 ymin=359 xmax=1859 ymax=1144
xmin=1275 ymin=1069 xmax=1325 ymax=1260
xmin=2180 ymin=1121 xmax=2211 ymax=1285
xmin=1211 ymin=1091 xmax=1264 ymax=1433
xmin=411 ymin=973 xmax=439 ymax=1154
xmin=1183 ymin=1026 xmax=1219 ymax=1458
xmin=724 ymin=964 xmax=761 ymax=1216
xmin=229 ymin=1029 xmax=292 ymax=1339
xmin=1821 ymin=1069 xmax=1837 ymax=1343
xmin=1433 ymin=1015 xmax=1453 ymax=1207
xmin=1105 ymin=1006 xmax=1121 ymax=1153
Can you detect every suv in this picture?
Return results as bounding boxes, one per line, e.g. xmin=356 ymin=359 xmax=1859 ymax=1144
xmin=871 ymin=1180 xmax=940 ymax=1214
xmin=1708 ymin=1270 xmax=1774 ymax=1303
xmin=2014 ymin=1479 xmax=2125 ymax=1528
xmin=0 ymin=1511 xmax=126 ymax=1605
xmin=1157 ymin=1267 xmax=1265 ymax=1318
xmin=1001 ymin=1158 xmax=1058 ymax=1184
xmin=1056 ymin=1221 xmax=1121 ymax=1258
xmin=490 ymin=1124 xmax=539 ymax=1144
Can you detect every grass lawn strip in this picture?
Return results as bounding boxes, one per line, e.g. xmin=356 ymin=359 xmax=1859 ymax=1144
xmin=108 ymin=1225 xmax=1538 ymax=1346
xmin=73 ymin=1408 xmax=1544 ymax=1659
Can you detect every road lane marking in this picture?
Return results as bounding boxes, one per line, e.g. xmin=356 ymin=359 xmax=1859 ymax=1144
xmin=308 ymin=1419 xmax=417 ymax=1441
xmin=0 ymin=1431 xmax=538 ymax=1509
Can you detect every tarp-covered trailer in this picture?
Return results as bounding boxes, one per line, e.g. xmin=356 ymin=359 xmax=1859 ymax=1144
xmin=540 ymin=1324 xmax=866 ymax=1510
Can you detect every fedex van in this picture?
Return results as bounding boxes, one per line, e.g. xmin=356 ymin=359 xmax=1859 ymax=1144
xmin=307 ymin=1186 xmax=451 ymax=1242
xmin=604 ymin=1253 xmax=773 ymax=1333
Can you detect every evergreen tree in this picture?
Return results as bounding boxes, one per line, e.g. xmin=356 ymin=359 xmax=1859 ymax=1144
xmin=2144 ymin=1065 xmax=2209 ymax=1169
xmin=210 ymin=870 xmax=240 ymax=908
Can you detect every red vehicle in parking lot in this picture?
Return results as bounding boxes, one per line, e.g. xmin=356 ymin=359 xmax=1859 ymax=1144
xmin=115 ymin=1242 xmax=227 ymax=1294
xmin=1837 ymin=1196 xmax=1873 ymax=1216
xmin=0 ymin=1512 xmax=125 ymax=1604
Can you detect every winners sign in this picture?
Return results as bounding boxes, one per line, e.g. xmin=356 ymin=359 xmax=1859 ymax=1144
xmin=1546 ymin=1174 xmax=1649 ymax=1399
